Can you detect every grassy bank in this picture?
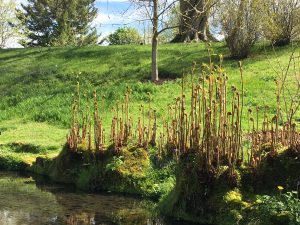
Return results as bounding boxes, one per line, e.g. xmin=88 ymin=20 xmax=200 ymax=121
xmin=0 ymin=119 xmax=67 ymax=170
xmin=1 ymin=42 xmax=299 ymax=165
xmin=1 ymin=42 xmax=300 ymax=128
xmin=0 ymin=42 xmax=300 ymax=225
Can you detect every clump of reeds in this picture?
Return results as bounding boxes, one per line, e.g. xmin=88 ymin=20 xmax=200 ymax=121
xmin=160 ymin=56 xmax=245 ymax=174
xmin=66 ymin=50 xmax=299 ymax=175
xmin=110 ymin=87 xmax=134 ymax=154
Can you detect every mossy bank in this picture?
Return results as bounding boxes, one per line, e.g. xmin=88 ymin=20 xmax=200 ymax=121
xmin=159 ymin=146 xmax=300 ymax=225
xmin=8 ymin=144 xmax=175 ymax=199
xmin=1 ymin=143 xmax=299 ymax=225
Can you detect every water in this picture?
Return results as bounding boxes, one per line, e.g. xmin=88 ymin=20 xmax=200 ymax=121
xmin=0 ymin=171 xmax=168 ymax=225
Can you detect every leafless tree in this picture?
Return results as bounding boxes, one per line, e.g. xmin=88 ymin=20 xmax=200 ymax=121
xmin=131 ymin=0 xmax=181 ymax=81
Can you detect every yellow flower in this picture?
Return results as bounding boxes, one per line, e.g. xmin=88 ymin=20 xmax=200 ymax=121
xmin=277 ymin=186 xmax=284 ymax=191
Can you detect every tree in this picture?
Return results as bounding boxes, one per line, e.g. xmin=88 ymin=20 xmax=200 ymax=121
xmin=159 ymin=6 xmax=179 ymax=43
xmin=171 ymin=0 xmax=218 ymax=42
xmin=17 ymin=0 xmax=98 ymax=47
xmin=0 ymin=0 xmax=19 ymax=48
xmin=220 ymin=0 xmax=262 ymax=59
xmin=132 ymin=0 xmax=179 ymax=82
xmin=108 ymin=27 xmax=142 ymax=45
xmin=262 ymin=0 xmax=300 ymax=46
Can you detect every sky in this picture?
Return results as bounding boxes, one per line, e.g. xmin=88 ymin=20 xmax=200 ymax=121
xmin=7 ymin=0 xmax=145 ymax=48
xmin=93 ymin=0 xmax=145 ymax=37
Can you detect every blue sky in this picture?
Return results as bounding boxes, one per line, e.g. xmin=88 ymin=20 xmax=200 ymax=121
xmin=94 ymin=0 xmax=145 ymax=37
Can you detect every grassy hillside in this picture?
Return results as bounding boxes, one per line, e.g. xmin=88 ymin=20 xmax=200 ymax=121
xmin=0 ymin=42 xmax=299 ymax=154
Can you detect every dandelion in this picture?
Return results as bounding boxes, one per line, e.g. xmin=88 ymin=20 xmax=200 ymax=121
xmin=277 ymin=186 xmax=284 ymax=191
xmin=277 ymin=186 xmax=284 ymax=196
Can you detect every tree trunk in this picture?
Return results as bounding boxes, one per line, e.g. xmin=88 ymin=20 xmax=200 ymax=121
xmin=171 ymin=0 xmax=214 ymax=43
xmin=151 ymin=36 xmax=159 ymax=82
xmin=151 ymin=0 xmax=159 ymax=82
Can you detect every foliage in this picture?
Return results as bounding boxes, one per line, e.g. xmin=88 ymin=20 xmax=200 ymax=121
xmin=0 ymin=0 xmax=19 ymax=48
xmin=105 ymin=156 xmax=125 ymax=172
xmin=262 ymin=0 xmax=300 ymax=46
xmin=17 ymin=0 xmax=98 ymax=47
xmin=220 ymin=0 xmax=263 ymax=59
xmin=108 ymin=27 xmax=142 ymax=45
xmin=250 ymin=192 xmax=300 ymax=225
xmin=141 ymin=160 xmax=176 ymax=198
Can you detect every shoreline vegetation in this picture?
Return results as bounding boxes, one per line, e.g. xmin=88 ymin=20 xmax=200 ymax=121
xmin=0 ymin=43 xmax=300 ymax=225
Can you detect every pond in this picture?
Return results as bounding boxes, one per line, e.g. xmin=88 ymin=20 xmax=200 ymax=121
xmin=0 ymin=172 xmax=199 ymax=225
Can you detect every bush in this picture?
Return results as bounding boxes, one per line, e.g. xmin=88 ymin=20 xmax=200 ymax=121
xmin=262 ymin=0 xmax=300 ymax=46
xmin=108 ymin=27 xmax=142 ymax=45
xmin=220 ymin=0 xmax=262 ymax=59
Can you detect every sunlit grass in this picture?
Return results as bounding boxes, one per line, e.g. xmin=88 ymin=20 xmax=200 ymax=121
xmin=0 ymin=119 xmax=67 ymax=148
xmin=0 ymin=120 xmax=67 ymax=165
xmin=0 ymin=42 xmax=299 ymax=148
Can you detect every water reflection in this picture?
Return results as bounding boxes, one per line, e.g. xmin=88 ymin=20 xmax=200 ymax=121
xmin=0 ymin=172 xmax=204 ymax=225
xmin=0 ymin=172 xmax=163 ymax=225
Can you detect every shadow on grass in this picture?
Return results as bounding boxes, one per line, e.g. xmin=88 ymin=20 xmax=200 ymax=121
xmin=0 ymin=143 xmax=57 ymax=154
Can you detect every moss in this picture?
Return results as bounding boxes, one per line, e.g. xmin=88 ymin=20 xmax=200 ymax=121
xmin=29 ymin=145 xmax=175 ymax=199
xmin=159 ymin=151 xmax=239 ymax=224
xmin=224 ymin=189 xmax=242 ymax=203
xmin=114 ymin=147 xmax=150 ymax=179
xmin=247 ymin=148 xmax=300 ymax=193
xmin=159 ymin=147 xmax=300 ymax=225
xmin=30 ymin=156 xmax=52 ymax=174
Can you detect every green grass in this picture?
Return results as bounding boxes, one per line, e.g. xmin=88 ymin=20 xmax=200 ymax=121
xmin=0 ymin=119 xmax=67 ymax=148
xmin=0 ymin=119 xmax=67 ymax=165
xmin=0 ymin=42 xmax=299 ymax=158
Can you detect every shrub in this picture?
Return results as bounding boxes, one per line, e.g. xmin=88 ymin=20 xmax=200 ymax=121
xmin=108 ymin=27 xmax=142 ymax=45
xmin=220 ymin=0 xmax=262 ymax=59
xmin=262 ymin=0 xmax=300 ymax=46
